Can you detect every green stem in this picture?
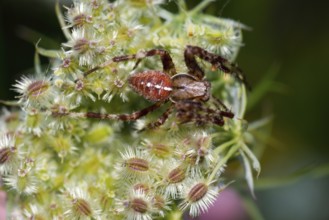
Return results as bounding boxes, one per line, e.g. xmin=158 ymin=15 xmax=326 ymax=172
xmin=177 ymin=0 xmax=187 ymax=12
xmin=248 ymin=116 xmax=273 ymax=131
xmin=0 ymin=100 xmax=20 ymax=106
xmin=167 ymin=209 xmax=183 ymax=220
xmin=238 ymin=85 xmax=247 ymax=119
xmin=241 ymin=142 xmax=261 ymax=177
xmin=55 ymin=0 xmax=71 ymax=40
xmin=34 ymin=41 xmax=42 ymax=74
xmin=213 ymin=137 xmax=238 ymax=155
xmin=189 ymin=0 xmax=214 ymax=16
xmin=208 ymin=144 xmax=240 ymax=183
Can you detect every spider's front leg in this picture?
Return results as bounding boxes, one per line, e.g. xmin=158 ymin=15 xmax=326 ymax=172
xmin=52 ymin=102 xmax=163 ymax=121
xmin=83 ymin=48 xmax=177 ymax=78
xmin=184 ymin=45 xmax=251 ymax=90
xmin=211 ymin=95 xmax=234 ymax=119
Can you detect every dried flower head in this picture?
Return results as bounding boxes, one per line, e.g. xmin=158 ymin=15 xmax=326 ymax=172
xmin=13 ymin=75 xmax=53 ymax=108
xmin=116 ymin=148 xmax=152 ymax=179
xmin=23 ymin=204 xmax=48 ymax=220
xmin=116 ymin=189 xmax=154 ymax=220
xmin=63 ymin=28 xmax=103 ymax=66
xmin=159 ymin=160 xmax=187 ymax=199
xmin=4 ymin=168 xmax=38 ymax=195
xmin=142 ymin=139 xmax=173 ymax=159
xmin=179 ymin=179 xmax=218 ymax=217
xmin=0 ymin=135 xmax=19 ymax=174
xmin=65 ymin=1 xmax=93 ymax=27
xmin=151 ymin=194 xmax=171 ymax=217
xmin=63 ymin=184 xmax=101 ymax=220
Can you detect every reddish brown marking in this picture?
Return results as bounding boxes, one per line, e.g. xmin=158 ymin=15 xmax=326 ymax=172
xmin=128 ymin=70 xmax=173 ymax=102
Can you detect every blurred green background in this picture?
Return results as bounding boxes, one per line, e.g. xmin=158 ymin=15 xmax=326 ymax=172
xmin=0 ymin=0 xmax=328 ymax=219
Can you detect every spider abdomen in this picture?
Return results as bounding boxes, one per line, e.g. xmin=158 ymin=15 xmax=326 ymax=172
xmin=128 ymin=70 xmax=173 ymax=102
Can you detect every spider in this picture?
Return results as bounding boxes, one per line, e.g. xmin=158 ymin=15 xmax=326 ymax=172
xmin=63 ymin=45 xmax=249 ymax=129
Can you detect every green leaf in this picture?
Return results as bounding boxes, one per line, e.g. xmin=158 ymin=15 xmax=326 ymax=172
xmin=248 ymin=116 xmax=273 ymax=131
xmin=240 ymin=149 xmax=256 ymax=198
xmin=35 ymin=44 xmax=62 ymax=59
xmin=34 ymin=42 xmax=42 ymax=74
xmin=242 ymin=143 xmax=261 ymax=178
xmin=255 ymin=163 xmax=329 ymax=189
xmin=16 ymin=26 xmax=60 ymax=48
xmin=55 ymin=0 xmax=71 ymax=40
xmin=0 ymin=100 xmax=20 ymax=106
xmin=228 ymin=85 xmax=247 ymax=119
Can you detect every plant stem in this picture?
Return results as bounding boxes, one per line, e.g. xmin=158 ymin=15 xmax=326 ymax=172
xmin=208 ymin=143 xmax=240 ymax=183
xmin=213 ymin=137 xmax=238 ymax=155
xmin=189 ymin=0 xmax=214 ymax=16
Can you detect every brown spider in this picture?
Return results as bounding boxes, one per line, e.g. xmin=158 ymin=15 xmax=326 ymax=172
xmin=64 ymin=45 xmax=249 ymax=128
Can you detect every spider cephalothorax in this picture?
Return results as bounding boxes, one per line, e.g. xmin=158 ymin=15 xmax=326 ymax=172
xmin=63 ymin=45 xmax=249 ymax=128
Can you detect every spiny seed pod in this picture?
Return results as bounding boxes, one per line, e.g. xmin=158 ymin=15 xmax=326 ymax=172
xmin=73 ymin=38 xmax=91 ymax=54
xmin=152 ymin=195 xmax=165 ymax=210
xmin=4 ymin=169 xmax=38 ymax=194
xmin=27 ymin=81 xmax=50 ymax=98
xmin=150 ymin=143 xmax=171 ymax=158
xmin=187 ymin=183 xmax=208 ymax=202
xmin=124 ymin=158 xmax=149 ymax=172
xmin=13 ymin=76 xmax=52 ymax=107
xmin=118 ymin=148 xmax=151 ymax=178
xmin=133 ymin=183 xmax=150 ymax=194
xmin=122 ymin=190 xmax=153 ymax=220
xmin=66 ymin=1 xmax=93 ymax=27
xmin=100 ymin=192 xmax=114 ymax=210
xmin=63 ymin=29 xmax=100 ymax=66
xmin=63 ymin=186 xmax=100 ymax=219
xmin=0 ymin=147 xmax=16 ymax=164
xmin=130 ymin=198 xmax=148 ymax=213
xmin=179 ymin=181 xmax=218 ymax=217
xmin=0 ymin=135 xmax=18 ymax=174
xmin=72 ymin=198 xmax=93 ymax=217
xmin=167 ymin=166 xmax=185 ymax=184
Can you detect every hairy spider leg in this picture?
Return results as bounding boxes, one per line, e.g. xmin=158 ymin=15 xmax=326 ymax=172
xmin=128 ymin=49 xmax=177 ymax=76
xmin=83 ymin=49 xmax=177 ymax=78
xmin=175 ymin=100 xmax=231 ymax=126
xmin=184 ymin=46 xmax=206 ymax=80
xmin=184 ymin=45 xmax=251 ymax=90
xmin=211 ymin=95 xmax=234 ymax=118
xmin=53 ymin=101 xmax=163 ymax=121
xmin=140 ymin=102 xmax=175 ymax=130
xmin=82 ymin=49 xmax=176 ymax=79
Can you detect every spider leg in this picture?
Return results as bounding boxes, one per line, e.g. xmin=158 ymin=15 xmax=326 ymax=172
xmin=184 ymin=46 xmax=205 ymax=80
xmin=132 ymin=49 xmax=177 ymax=76
xmin=175 ymin=101 xmax=202 ymax=124
xmin=175 ymin=100 xmax=228 ymax=126
xmin=144 ymin=103 xmax=174 ymax=130
xmin=184 ymin=45 xmax=251 ymax=90
xmin=211 ymin=95 xmax=234 ymax=118
xmin=52 ymin=102 xmax=163 ymax=121
xmin=83 ymin=49 xmax=176 ymax=78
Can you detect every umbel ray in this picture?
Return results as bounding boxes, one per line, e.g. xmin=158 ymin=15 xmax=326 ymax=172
xmin=54 ymin=45 xmax=250 ymax=129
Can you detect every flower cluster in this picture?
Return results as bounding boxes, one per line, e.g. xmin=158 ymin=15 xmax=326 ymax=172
xmin=0 ymin=0 xmax=268 ymax=219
